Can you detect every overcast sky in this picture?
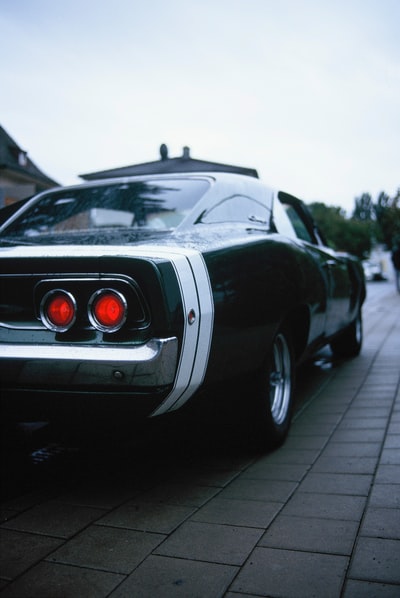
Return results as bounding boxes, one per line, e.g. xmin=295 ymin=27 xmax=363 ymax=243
xmin=1 ymin=0 xmax=399 ymax=213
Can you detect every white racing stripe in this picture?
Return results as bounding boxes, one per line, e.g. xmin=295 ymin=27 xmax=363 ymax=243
xmin=130 ymin=246 xmax=214 ymax=415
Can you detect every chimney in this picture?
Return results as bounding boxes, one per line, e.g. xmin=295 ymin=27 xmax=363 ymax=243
xmin=182 ymin=146 xmax=190 ymax=160
xmin=159 ymin=144 xmax=168 ymax=160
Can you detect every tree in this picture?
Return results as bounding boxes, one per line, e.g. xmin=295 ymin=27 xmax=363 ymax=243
xmin=351 ymin=189 xmax=400 ymax=252
xmin=308 ymin=187 xmax=400 ymax=259
xmin=352 ymin=193 xmax=374 ymax=222
xmin=374 ymin=189 xmax=400 ymax=249
xmin=308 ymin=202 xmax=371 ymax=259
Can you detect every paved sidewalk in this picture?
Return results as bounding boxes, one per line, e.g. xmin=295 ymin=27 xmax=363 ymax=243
xmin=0 ymin=286 xmax=399 ymax=597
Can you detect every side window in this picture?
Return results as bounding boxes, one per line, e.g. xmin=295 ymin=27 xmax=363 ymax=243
xmin=273 ymin=196 xmax=297 ymax=239
xmin=283 ymin=204 xmax=314 ymax=243
xmin=200 ymin=195 xmax=269 ymax=225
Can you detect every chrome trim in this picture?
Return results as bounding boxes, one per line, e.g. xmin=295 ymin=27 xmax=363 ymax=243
xmin=0 ymin=337 xmax=178 ymax=388
xmin=0 ymin=321 xmax=44 ymax=330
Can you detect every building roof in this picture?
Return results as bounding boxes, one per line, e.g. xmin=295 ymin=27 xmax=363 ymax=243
xmin=79 ymin=145 xmax=258 ymax=180
xmin=0 ymin=125 xmax=59 ymax=188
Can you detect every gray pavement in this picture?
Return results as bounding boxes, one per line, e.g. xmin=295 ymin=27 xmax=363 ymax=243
xmin=0 ymin=281 xmax=399 ymax=597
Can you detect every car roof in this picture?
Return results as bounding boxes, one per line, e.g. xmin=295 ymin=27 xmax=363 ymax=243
xmin=42 ymin=171 xmax=273 ymax=194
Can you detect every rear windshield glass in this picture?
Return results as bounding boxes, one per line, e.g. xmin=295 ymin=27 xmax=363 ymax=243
xmin=1 ymin=178 xmax=210 ymax=239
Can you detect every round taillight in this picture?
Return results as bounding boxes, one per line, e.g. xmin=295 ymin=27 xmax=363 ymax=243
xmin=88 ymin=289 xmax=127 ymax=332
xmin=40 ymin=290 xmax=76 ymax=332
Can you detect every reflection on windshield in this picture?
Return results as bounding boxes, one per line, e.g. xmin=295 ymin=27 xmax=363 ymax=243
xmin=1 ymin=179 xmax=210 ymax=240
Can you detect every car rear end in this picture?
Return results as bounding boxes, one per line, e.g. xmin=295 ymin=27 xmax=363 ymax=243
xmin=0 ymin=244 xmax=214 ymax=427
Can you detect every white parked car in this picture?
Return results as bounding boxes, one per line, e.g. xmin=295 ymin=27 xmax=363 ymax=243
xmin=362 ymin=260 xmax=386 ymax=282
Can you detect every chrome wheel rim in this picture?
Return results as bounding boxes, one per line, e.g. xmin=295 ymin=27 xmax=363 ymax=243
xmin=269 ymin=333 xmax=292 ymax=425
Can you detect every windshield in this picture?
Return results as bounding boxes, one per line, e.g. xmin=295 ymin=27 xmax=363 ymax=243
xmin=0 ymin=178 xmax=210 ymax=241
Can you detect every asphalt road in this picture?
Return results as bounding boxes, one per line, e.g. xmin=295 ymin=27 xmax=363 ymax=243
xmin=0 ymin=275 xmax=397 ymax=505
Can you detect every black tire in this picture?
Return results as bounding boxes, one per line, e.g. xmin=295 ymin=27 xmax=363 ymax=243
xmin=249 ymin=326 xmax=295 ymax=452
xmin=330 ymin=309 xmax=363 ymax=358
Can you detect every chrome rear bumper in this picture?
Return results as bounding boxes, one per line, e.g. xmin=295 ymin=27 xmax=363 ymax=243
xmin=0 ymin=337 xmax=178 ymax=389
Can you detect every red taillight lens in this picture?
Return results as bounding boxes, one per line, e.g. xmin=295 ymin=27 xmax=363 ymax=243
xmin=40 ymin=290 xmax=76 ymax=331
xmin=89 ymin=289 xmax=127 ymax=332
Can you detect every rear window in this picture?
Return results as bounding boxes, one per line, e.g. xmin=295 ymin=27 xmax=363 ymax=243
xmin=1 ymin=178 xmax=210 ymax=239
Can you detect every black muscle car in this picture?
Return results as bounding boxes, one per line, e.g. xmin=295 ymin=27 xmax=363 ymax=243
xmin=0 ymin=173 xmax=365 ymax=450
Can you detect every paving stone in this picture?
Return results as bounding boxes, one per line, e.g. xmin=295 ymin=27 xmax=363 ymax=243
xmin=345 ymin=407 xmax=392 ymax=418
xmin=380 ymin=448 xmax=400 ymax=465
xmin=0 ymin=508 xmax=18 ymax=524
xmin=387 ymin=421 xmax=400 ymax=435
xmin=352 ymin=394 xmax=393 ymax=405
xmin=360 ymin=507 xmax=400 ymax=539
xmin=369 ymin=484 xmax=400 ymax=508
xmin=55 ymin=478 xmax=142 ymax=509
xmin=218 ymin=477 xmax=297 ymax=502
xmin=282 ymin=492 xmax=366 ymax=521
xmin=137 ymin=481 xmax=219 ymax=507
xmin=364 ymin=373 xmax=399 ymax=385
xmin=312 ymin=455 xmax=378 ymax=474
xmin=191 ymin=497 xmax=281 ymax=528
xmin=241 ymin=461 xmax=308 ymax=481
xmin=330 ymin=428 xmax=386 ymax=443
xmin=0 ymin=500 xmax=104 ymax=539
xmin=384 ymin=435 xmax=400 ymax=449
xmin=97 ymin=500 xmax=195 ymax=534
xmin=283 ymin=434 xmax=328 ymax=450
xmin=154 ymin=521 xmax=263 ymax=565
xmin=375 ymin=464 xmax=400 ymax=484
xmin=342 ymin=579 xmax=400 ymax=598
xmin=185 ymin=453 xmax=255 ymax=472
xmin=260 ymin=447 xmax=321 ymax=465
xmin=231 ymin=546 xmax=348 ymax=598
xmin=296 ymin=411 xmax=342 ymax=425
xmin=337 ymin=417 xmax=388 ymax=430
xmin=0 ymin=529 xmax=62 ymax=580
xmin=168 ymin=466 xmax=240 ymax=488
xmin=0 ymin=489 xmax=62 ymax=514
xmin=349 ymin=537 xmax=400 ymax=584
xmin=321 ymin=442 xmax=381 ymax=458
xmin=108 ymin=554 xmax=238 ymax=598
xmin=259 ymin=514 xmax=358 ymax=554
xmin=47 ymin=525 xmax=164 ymax=574
xmin=320 ymin=382 xmax=360 ymax=394
xmin=298 ymin=472 xmax=372 ymax=496
xmin=0 ymin=561 xmax=124 ymax=598
xmin=286 ymin=423 xmax=336 ymax=437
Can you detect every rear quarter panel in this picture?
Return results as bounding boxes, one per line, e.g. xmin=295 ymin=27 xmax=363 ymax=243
xmin=199 ymin=230 xmax=327 ymax=384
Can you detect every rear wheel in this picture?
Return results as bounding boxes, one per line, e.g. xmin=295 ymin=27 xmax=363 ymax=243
xmin=330 ymin=308 xmax=363 ymax=358
xmin=249 ymin=326 xmax=295 ymax=451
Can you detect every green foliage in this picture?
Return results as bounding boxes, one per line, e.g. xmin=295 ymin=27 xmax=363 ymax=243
xmin=308 ymin=202 xmax=371 ymax=259
xmin=353 ymin=193 xmax=374 ymax=221
xmin=308 ymin=188 xmax=400 ymax=258
xmin=374 ymin=190 xmax=400 ymax=248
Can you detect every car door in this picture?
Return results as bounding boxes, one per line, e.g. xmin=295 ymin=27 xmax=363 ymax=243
xmin=306 ymin=244 xmax=352 ymax=336
xmin=277 ymin=192 xmax=352 ymax=337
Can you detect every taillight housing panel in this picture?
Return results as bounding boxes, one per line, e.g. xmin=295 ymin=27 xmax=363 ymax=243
xmin=34 ymin=277 xmax=148 ymax=335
